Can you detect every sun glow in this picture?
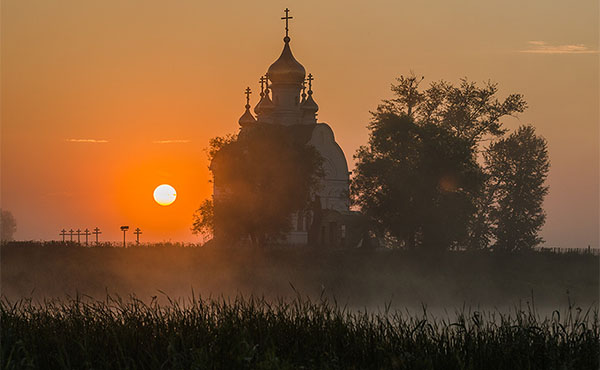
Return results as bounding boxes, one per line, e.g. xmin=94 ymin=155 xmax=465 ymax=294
xmin=153 ymin=184 xmax=177 ymax=206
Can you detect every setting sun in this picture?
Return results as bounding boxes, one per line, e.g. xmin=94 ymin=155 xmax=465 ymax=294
xmin=153 ymin=184 xmax=177 ymax=206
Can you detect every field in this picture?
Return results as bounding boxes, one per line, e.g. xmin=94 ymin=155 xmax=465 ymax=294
xmin=2 ymin=242 xmax=599 ymax=369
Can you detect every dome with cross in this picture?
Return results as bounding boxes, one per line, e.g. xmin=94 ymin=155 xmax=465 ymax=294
xmin=267 ymin=9 xmax=305 ymax=86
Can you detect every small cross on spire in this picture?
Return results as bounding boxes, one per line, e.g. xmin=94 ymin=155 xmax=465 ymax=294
xmin=307 ymin=73 xmax=314 ymax=94
xmin=281 ymin=8 xmax=293 ymax=39
xmin=265 ymin=73 xmax=271 ymax=94
xmin=259 ymin=75 xmax=266 ymax=95
xmin=244 ymin=87 xmax=252 ymax=108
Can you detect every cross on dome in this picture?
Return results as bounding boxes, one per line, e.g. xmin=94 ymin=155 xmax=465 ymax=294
xmin=281 ymin=8 xmax=293 ymax=40
xmin=239 ymin=86 xmax=257 ymax=127
xmin=244 ymin=86 xmax=252 ymax=107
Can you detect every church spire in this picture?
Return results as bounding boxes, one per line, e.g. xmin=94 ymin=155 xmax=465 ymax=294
xmin=301 ymin=73 xmax=319 ymax=124
xmin=254 ymin=74 xmax=274 ymax=121
xmin=238 ymin=86 xmax=257 ymax=127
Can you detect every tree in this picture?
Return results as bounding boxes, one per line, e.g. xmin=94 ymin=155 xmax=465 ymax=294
xmin=352 ymin=113 xmax=483 ymax=250
xmin=485 ymin=125 xmax=550 ymax=251
xmin=1 ymin=209 xmax=17 ymax=242
xmin=192 ymin=124 xmax=323 ymax=246
xmin=353 ymin=74 xmax=528 ymax=250
xmin=191 ymin=199 xmax=214 ymax=239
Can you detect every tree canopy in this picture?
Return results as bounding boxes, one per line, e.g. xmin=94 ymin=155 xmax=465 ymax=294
xmin=377 ymin=75 xmax=527 ymax=145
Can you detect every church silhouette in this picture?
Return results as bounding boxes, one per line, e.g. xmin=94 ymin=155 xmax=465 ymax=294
xmin=212 ymin=9 xmax=360 ymax=248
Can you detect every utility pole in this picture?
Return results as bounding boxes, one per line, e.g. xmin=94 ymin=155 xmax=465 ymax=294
xmin=76 ymin=229 xmax=81 ymax=244
xmin=69 ymin=229 xmax=74 ymax=242
xmin=120 ymin=226 xmax=129 ymax=248
xmin=134 ymin=228 xmax=142 ymax=245
xmin=83 ymin=228 xmax=91 ymax=246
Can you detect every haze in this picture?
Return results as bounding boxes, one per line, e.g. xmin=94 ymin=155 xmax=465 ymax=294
xmin=1 ymin=0 xmax=598 ymax=247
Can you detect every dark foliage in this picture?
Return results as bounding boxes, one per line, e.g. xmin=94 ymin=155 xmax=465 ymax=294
xmin=192 ymin=124 xmax=323 ymax=246
xmin=352 ymin=113 xmax=483 ymax=250
xmin=486 ymin=125 xmax=550 ymax=251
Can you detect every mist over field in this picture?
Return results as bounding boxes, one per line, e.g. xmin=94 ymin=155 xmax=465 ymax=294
xmin=2 ymin=242 xmax=598 ymax=315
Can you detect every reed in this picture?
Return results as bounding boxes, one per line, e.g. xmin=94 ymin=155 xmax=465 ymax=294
xmin=2 ymin=294 xmax=598 ymax=370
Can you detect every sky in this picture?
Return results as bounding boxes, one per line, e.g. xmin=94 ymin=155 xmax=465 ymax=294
xmin=1 ymin=0 xmax=598 ymax=246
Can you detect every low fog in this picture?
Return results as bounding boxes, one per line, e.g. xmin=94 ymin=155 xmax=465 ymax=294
xmin=2 ymin=243 xmax=598 ymax=316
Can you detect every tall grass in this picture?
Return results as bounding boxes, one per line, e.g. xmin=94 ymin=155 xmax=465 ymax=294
xmin=2 ymin=294 xmax=598 ymax=370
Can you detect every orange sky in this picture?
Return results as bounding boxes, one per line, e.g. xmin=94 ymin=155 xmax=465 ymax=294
xmin=1 ymin=0 xmax=598 ymax=247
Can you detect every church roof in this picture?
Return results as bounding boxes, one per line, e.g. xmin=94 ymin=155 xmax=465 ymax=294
xmin=267 ymin=37 xmax=306 ymax=85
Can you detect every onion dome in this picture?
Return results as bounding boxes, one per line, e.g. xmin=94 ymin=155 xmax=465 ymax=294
xmin=254 ymin=92 xmax=274 ymax=115
xmin=267 ymin=37 xmax=306 ymax=85
xmin=239 ymin=87 xmax=257 ymax=127
xmin=238 ymin=107 xmax=256 ymax=127
xmin=301 ymin=94 xmax=318 ymax=114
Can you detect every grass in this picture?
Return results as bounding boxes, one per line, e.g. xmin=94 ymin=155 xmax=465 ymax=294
xmin=2 ymin=294 xmax=598 ymax=370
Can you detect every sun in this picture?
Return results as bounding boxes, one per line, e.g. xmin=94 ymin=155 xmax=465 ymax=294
xmin=153 ymin=184 xmax=177 ymax=206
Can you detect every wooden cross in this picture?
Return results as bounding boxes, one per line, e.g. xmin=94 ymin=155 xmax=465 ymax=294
xmin=69 ymin=229 xmax=74 ymax=242
xmin=244 ymin=87 xmax=252 ymax=106
xmin=83 ymin=228 xmax=91 ymax=246
xmin=281 ymin=8 xmax=293 ymax=38
xmin=134 ymin=228 xmax=142 ymax=245
xmin=76 ymin=229 xmax=82 ymax=244
xmin=59 ymin=229 xmax=67 ymax=242
xmin=92 ymin=227 xmax=102 ymax=244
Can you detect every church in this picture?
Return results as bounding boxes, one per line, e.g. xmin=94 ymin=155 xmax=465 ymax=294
xmin=214 ymin=9 xmax=357 ymax=248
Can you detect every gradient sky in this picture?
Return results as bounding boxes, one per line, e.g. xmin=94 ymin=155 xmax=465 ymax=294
xmin=1 ymin=0 xmax=598 ymax=246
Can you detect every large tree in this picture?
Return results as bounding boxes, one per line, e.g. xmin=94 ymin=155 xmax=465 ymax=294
xmin=192 ymin=124 xmax=323 ymax=246
xmin=353 ymin=74 xmax=528 ymax=250
xmin=352 ymin=113 xmax=482 ymax=250
xmin=485 ymin=125 xmax=550 ymax=251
